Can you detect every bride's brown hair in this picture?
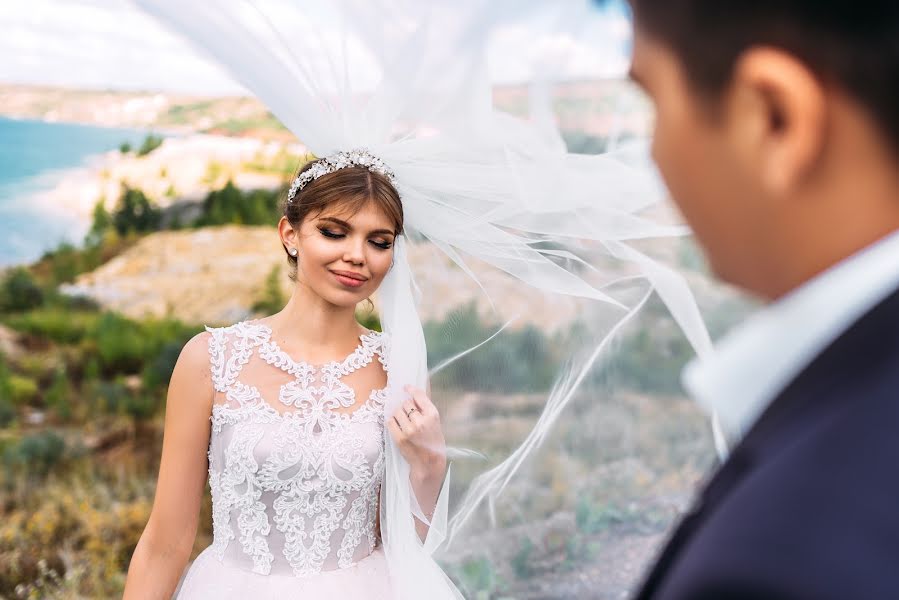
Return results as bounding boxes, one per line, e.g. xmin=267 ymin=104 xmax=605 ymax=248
xmin=282 ymin=160 xmax=404 ymax=279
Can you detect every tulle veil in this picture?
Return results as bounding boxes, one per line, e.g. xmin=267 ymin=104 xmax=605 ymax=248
xmin=133 ymin=1 xmax=717 ymax=597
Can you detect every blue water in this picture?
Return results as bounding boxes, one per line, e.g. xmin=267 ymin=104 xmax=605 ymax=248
xmin=0 ymin=117 xmax=150 ymax=266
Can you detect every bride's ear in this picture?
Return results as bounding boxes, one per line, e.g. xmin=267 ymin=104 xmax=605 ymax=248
xmin=278 ymin=216 xmax=299 ymax=252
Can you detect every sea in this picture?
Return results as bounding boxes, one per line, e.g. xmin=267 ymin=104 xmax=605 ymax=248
xmin=0 ymin=116 xmax=149 ymax=267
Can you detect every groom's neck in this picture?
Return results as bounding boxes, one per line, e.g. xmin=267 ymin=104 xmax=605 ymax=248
xmin=757 ymin=143 xmax=899 ymax=302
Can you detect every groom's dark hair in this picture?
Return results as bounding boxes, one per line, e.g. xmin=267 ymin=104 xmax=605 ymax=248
xmin=627 ymin=0 xmax=899 ymax=154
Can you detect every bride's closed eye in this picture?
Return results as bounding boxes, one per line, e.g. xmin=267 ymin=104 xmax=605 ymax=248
xmin=318 ymin=227 xmax=344 ymax=239
xmin=318 ymin=227 xmax=393 ymax=250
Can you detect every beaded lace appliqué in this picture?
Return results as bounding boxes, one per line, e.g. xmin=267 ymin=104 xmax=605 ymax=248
xmin=204 ymin=321 xmax=388 ymax=577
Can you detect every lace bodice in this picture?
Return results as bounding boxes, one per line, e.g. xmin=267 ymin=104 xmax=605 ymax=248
xmin=203 ymin=320 xmax=389 ymax=577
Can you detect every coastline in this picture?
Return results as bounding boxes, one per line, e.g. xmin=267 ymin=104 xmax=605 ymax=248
xmin=36 ymin=133 xmax=296 ymax=217
xmin=0 ymin=113 xmax=186 ymax=137
xmin=1 ymin=121 xmax=303 ymax=267
xmin=33 ymin=133 xmax=300 ymax=223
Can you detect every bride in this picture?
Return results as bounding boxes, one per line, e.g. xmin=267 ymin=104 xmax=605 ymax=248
xmin=124 ymin=155 xmax=449 ymax=598
xmin=125 ymin=1 xmax=716 ymax=598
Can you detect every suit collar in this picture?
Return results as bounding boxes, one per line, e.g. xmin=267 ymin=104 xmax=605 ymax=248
xmin=683 ymin=228 xmax=899 ymax=446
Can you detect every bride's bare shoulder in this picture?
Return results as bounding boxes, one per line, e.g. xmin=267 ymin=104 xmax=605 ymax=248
xmin=175 ymin=320 xmax=258 ymax=375
xmin=173 ymin=327 xmax=220 ymax=378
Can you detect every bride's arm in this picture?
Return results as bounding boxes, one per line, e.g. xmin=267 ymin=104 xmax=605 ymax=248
xmin=123 ymin=332 xmax=214 ymax=599
xmin=387 ymin=385 xmax=448 ymax=541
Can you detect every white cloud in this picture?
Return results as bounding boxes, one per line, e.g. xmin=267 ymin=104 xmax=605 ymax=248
xmin=0 ymin=0 xmax=243 ymax=93
xmin=0 ymin=0 xmax=630 ymax=94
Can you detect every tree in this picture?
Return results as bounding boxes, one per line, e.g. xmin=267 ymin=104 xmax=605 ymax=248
xmin=112 ymin=186 xmax=162 ymax=235
xmin=0 ymin=354 xmax=15 ymax=426
xmin=137 ymin=134 xmax=164 ymax=157
xmin=252 ymin=266 xmax=286 ymax=315
xmin=85 ymin=198 xmax=112 ymax=247
xmin=0 ymin=268 xmax=43 ymax=312
xmin=45 ymin=367 xmax=72 ymax=421
xmin=194 ymin=182 xmax=282 ymax=227
xmin=48 ymin=242 xmax=80 ymax=285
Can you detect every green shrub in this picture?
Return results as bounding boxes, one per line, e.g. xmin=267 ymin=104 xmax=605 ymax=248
xmin=43 ymin=242 xmax=82 ymax=285
xmin=119 ymin=141 xmax=132 ymax=154
xmin=112 ymin=186 xmax=162 ymax=236
xmin=0 ymin=356 xmax=14 ymax=426
xmin=136 ymin=134 xmax=164 ymax=157
xmin=0 ymin=268 xmax=44 ymax=312
xmin=0 ymin=353 xmax=12 ymax=394
xmin=85 ymin=199 xmax=113 ymax=248
xmin=93 ymin=313 xmax=152 ymax=374
xmin=3 ymin=309 xmax=98 ymax=345
xmin=15 ymin=352 xmax=56 ymax=380
xmin=453 ymin=556 xmax=504 ymax=599
xmin=425 ymin=303 xmax=557 ymax=393
xmin=193 ymin=180 xmax=284 ymax=227
xmin=122 ymin=393 xmax=157 ymax=422
xmin=511 ymin=538 xmax=534 ymax=579
xmin=45 ymin=367 xmax=72 ymax=421
xmin=90 ymin=380 xmax=132 ymax=416
xmin=57 ymin=293 xmax=101 ymax=312
xmin=3 ymin=431 xmax=66 ymax=477
xmin=575 ymin=498 xmax=628 ymax=534
xmin=356 ymin=309 xmax=381 ymax=332
xmin=140 ymin=318 xmax=196 ymax=357
xmin=244 ymin=148 xmax=309 ymax=177
xmin=600 ymin=298 xmax=694 ymax=395
xmin=0 ymin=397 xmax=14 ymax=427
xmin=141 ymin=340 xmax=183 ymax=391
xmin=8 ymin=375 xmax=38 ymax=406
xmin=83 ymin=357 xmax=101 ymax=382
xmin=252 ymin=266 xmax=286 ymax=315
xmin=87 ymin=378 xmax=158 ymax=422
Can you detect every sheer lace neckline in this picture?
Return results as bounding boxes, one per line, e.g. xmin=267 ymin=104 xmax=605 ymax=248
xmin=245 ymin=320 xmax=382 ymax=373
xmin=214 ymin=319 xmax=389 ymax=420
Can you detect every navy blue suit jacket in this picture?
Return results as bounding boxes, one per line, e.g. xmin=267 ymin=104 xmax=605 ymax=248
xmin=635 ymin=286 xmax=899 ymax=599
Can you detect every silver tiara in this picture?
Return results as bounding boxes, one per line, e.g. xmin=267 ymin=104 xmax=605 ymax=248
xmin=287 ymin=148 xmax=396 ymax=202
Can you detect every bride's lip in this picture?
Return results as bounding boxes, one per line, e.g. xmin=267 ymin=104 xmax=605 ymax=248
xmin=331 ymin=269 xmax=368 ymax=281
xmin=330 ymin=270 xmax=368 ymax=287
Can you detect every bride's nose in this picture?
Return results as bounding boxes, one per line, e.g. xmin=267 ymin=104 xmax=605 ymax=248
xmin=343 ymin=238 xmax=365 ymax=266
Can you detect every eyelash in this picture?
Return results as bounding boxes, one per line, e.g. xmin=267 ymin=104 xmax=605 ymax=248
xmin=318 ymin=228 xmax=393 ymax=250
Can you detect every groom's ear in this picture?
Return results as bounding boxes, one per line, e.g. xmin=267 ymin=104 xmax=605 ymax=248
xmin=724 ymin=47 xmax=827 ymax=199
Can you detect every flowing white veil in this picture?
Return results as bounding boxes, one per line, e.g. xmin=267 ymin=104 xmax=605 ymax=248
xmin=134 ymin=1 xmax=716 ymax=597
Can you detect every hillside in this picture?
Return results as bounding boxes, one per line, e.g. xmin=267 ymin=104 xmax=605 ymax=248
xmin=0 ymin=80 xmax=649 ymax=143
xmin=58 ymin=225 xmax=593 ymax=329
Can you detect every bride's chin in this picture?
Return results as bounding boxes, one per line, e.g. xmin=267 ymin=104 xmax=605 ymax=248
xmin=320 ymin=289 xmax=367 ymax=309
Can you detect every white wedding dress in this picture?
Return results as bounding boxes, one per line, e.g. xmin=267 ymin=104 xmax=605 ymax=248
xmin=177 ymin=320 xmax=394 ymax=598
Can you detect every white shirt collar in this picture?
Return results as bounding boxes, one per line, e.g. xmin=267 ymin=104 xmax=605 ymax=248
xmin=684 ymin=228 xmax=899 ymax=445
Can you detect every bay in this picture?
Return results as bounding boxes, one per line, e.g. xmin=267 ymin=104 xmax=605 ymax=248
xmin=0 ymin=117 xmax=149 ymax=266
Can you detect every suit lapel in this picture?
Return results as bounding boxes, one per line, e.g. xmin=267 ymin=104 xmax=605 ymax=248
xmin=634 ymin=284 xmax=899 ymax=599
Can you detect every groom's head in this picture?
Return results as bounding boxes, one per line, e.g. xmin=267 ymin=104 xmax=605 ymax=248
xmin=626 ymin=1 xmax=899 ymax=299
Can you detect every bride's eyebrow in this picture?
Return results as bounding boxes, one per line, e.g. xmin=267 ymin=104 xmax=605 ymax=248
xmin=318 ymin=216 xmax=395 ymax=237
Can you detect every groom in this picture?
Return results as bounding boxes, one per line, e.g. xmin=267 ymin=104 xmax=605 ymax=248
xmin=621 ymin=1 xmax=899 ymax=598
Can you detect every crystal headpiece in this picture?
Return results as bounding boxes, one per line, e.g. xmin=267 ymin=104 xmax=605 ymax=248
xmin=287 ymin=148 xmax=396 ymax=202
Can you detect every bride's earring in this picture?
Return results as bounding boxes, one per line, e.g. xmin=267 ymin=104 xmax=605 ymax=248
xmin=289 ymin=247 xmax=298 ymax=257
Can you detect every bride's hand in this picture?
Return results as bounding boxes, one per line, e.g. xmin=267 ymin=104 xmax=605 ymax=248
xmin=388 ymin=385 xmax=447 ymax=480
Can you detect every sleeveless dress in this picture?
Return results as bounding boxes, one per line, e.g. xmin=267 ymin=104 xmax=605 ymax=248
xmin=177 ymin=320 xmax=394 ymax=598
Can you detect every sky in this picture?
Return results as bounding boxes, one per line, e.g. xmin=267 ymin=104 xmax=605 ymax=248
xmin=0 ymin=0 xmax=632 ymax=95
